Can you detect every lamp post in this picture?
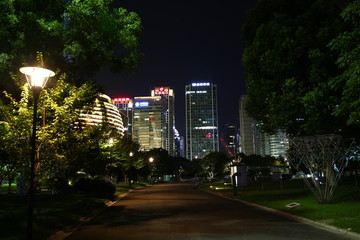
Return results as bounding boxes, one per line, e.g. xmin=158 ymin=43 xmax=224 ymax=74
xmin=128 ymin=152 xmax=134 ymax=187
xmin=20 ymin=67 xmax=55 ymax=240
xmin=149 ymin=157 xmax=154 ymax=184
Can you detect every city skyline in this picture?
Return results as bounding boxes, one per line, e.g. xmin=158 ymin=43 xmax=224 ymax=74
xmin=94 ymin=0 xmax=257 ymax=137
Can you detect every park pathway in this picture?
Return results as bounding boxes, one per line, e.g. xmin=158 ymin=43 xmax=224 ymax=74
xmin=63 ymin=183 xmax=355 ymax=240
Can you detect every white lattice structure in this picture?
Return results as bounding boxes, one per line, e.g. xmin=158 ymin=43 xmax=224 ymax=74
xmin=287 ymin=134 xmax=354 ymax=203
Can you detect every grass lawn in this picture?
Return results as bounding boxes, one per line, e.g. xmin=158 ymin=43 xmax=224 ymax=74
xmin=201 ymin=180 xmax=360 ymax=234
xmin=0 ymin=182 xmax=148 ymax=240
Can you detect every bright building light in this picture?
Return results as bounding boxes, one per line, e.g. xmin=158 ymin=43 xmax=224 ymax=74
xmin=191 ymin=82 xmax=210 ymax=87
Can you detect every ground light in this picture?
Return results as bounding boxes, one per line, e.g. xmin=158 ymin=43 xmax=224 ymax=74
xmin=20 ymin=66 xmax=55 ymax=240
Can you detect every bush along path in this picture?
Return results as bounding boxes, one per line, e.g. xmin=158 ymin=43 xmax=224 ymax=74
xmin=0 ymin=181 xmax=149 ymax=240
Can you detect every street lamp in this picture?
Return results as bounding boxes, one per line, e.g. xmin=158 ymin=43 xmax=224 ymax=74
xmin=20 ymin=66 xmax=55 ymax=240
xmin=148 ymin=157 xmax=154 ymax=183
xmin=128 ymin=152 xmax=134 ymax=187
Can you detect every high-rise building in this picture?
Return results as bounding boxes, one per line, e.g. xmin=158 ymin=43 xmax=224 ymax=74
xmin=239 ymin=95 xmax=289 ymax=157
xmin=224 ymin=124 xmax=239 ymax=156
xmin=151 ymin=87 xmax=175 ymax=156
xmin=132 ymin=96 xmax=163 ymax=151
xmin=239 ymin=95 xmax=256 ymax=155
xmin=78 ymin=94 xmax=124 ymax=134
xmin=174 ymin=128 xmax=184 ymax=157
xmin=185 ymin=82 xmax=219 ymax=160
xmin=113 ymin=97 xmax=133 ymax=136
xmin=256 ymin=130 xmax=289 ymax=158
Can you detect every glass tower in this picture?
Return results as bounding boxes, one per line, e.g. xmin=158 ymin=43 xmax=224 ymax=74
xmin=185 ymin=82 xmax=219 ymax=160
xmin=132 ymin=96 xmax=163 ymax=151
xmin=151 ymin=87 xmax=175 ymax=156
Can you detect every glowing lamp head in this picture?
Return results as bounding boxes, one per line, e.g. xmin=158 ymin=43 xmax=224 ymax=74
xmin=149 ymin=157 xmax=154 ymax=163
xmin=20 ymin=67 xmax=55 ymax=89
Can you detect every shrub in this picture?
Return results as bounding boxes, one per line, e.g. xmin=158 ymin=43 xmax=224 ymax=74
xmin=73 ymin=178 xmax=115 ymax=198
xmin=93 ymin=178 xmax=116 ymax=198
xmin=49 ymin=177 xmax=69 ymax=194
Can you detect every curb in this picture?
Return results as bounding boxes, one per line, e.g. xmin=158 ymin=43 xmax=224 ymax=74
xmin=47 ymin=190 xmax=134 ymax=240
xmin=200 ymin=188 xmax=360 ymax=240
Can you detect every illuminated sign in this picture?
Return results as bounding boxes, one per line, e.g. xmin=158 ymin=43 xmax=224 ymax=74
xmin=113 ymin=97 xmax=130 ymax=103
xmin=154 ymin=87 xmax=169 ymax=96
xmin=192 ymin=83 xmax=210 ymax=87
xmin=134 ymin=101 xmax=149 ymax=107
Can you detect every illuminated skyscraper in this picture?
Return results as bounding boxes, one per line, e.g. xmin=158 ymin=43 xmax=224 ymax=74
xmin=185 ymin=82 xmax=219 ymax=160
xmin=132 ymin=96 xmax=163 ymax=151
xmin=256 ymin=130 xmax=289 ymax=158
xmin=151 ymin=87 xmax=175 ymax=156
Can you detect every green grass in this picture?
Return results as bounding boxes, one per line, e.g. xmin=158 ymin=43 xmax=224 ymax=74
xmin=0 ymin=182 xmax=149 ymax=240
xmin=202 ymin=180 xmax=360 ymax=233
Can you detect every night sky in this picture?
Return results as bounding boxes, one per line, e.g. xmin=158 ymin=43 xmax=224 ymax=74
xmin=94 ymin=0 xmax=257 ymax=137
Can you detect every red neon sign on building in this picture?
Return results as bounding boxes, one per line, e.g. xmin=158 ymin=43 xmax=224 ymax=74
xmin=154 ymin=87 xmax=169 ymax=96
xmin=113 ymin=97 xmax=130 ymax=103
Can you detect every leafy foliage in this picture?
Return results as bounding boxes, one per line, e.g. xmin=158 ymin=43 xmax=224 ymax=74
xmin=0 ymin=72 xmax=99 ymax=184
xmin=105 ymin=134 xmax=146 ymax=181
xmin=242 ymin=0 xmax=359 ymax=138
xmin=0 ymin=0 xmax=142 ymax=92
xmin=199 ymin=152 xmax=231 ymax=178
xmin=329 ymin=0 xmax=360 ymax=127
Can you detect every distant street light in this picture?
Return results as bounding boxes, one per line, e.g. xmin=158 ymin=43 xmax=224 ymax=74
xmin=20 ymin=66 xmax=55 ymax=240
xmin=148 ymin=157 xmax=154 ymax=183
xmin=128 ymin=152 xmax=134 ymax=187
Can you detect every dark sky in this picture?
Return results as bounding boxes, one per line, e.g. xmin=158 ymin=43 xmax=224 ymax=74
xmin=94 ymin=1 xmax=257 ymax=137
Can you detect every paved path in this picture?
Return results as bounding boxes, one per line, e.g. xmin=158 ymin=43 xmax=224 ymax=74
xmin=63 ymin=183 xmax=356 ymax=240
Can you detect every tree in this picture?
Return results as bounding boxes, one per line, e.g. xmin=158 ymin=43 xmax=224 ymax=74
xmin=242 ymin=0 xmax=358 ymax=137
xmin=199 ymin=152 xmax=231 ymax=179
xmin=329 ymin=0 xmax=360 ymax=127
xmin=0 ymin=85 xmax=33 ymax=188
xmin=240 ymin=154 xmax=286 ymax=182
xmin=241 ymin=154 xmax=278 ymax=166
xmin=0 ymin=0 xmax=142 ymax=92
xmin=108 ymin=135 xmax=145 ymax=183
xmin=146 ymin=148 xmax=174 ymax=177
xmin=0 ymin=70 xmax=99 ymax=187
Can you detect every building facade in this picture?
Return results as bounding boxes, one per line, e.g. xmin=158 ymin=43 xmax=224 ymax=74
xmin=239 ymin=95 xmax=255 ymax=155
xmin=185 ymin=82 xmax=219 ymax=160
xmin=239 ymin=95 xmax=289 ymax=158
xmin=256 ymin=130 xmax=289 ymax=158
xmin=78 ymin=94 xmax=124 ymax=134
xmin=113 ymin=97 xmax=133 ymax=136
xmin=132 ymin=96 xmax=164 ymax=151
xmin=223 ymin=124 xmax=239 ymax=157
xmin=151 ymin=87 xmax=176 ymax=156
